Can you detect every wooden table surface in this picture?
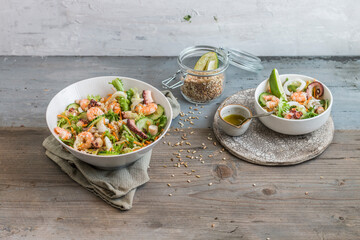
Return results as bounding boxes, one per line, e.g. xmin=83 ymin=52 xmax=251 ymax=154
xmin=0 ymin=57 xmax=359 ymax=239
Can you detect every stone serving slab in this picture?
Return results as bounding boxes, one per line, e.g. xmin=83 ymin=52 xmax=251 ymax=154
xmin=213 ymin=88 xmax=334 ymax=166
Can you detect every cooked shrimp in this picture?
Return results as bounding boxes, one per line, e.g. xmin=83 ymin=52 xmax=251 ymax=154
xmin=87 ymin=107 xmax=104 ymax=121
xmin=284 ymin=113 xmax=293 ymax=119
xmin=74 ymin=132 xmax=94 ymax=150
xmin=266 ymin=101 xmax=278 ymax=109
xmin=136 ymin=103 xmax=158 ymax=115
xmin=263 ymin=95 xmax=277 ymax=101
xmin=291 ymin=92 xmax=307 ymax=103
xmin=54 ymin=127 xmax=72 ymax=140
xmin=107 ymin=101 xmax=121 ymax=114
xmin=80 ymin=99 xmax=90 ymax=111
xmin=316 ymin=106 xmax=325 ymax=114
xmin=263 ymin=95 xmax=279 ymax=110
xmin=76 ymin=119 xmax=88 ymax=127
xmin=92 ymin=138 xmax=103 ymax=149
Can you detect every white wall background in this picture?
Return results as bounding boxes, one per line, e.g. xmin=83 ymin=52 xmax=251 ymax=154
xmin=0 ymin=0 xmax=359 ymax=56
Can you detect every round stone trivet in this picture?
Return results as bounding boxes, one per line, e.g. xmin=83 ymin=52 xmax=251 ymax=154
xmin=213 ymin=88 xmax=334 ymax=166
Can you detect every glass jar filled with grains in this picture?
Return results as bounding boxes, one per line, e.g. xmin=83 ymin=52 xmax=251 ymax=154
xmin=178 ymin=46 xmax=228 ymax=104
xmin=162 ymin=45 xmax=263 ymax=104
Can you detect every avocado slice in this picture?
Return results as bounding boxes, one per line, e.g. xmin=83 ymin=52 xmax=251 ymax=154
xmin=268 ymin=68 xmax=286 ymax=99
xmin=194 ymin=52 xmax=219 ymax=71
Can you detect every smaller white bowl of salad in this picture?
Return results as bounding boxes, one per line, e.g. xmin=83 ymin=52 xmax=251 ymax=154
xmin=46 ymin=76 xmax=172 ymax=169
xmin=254 ymin=69 xmax=333 ymax=135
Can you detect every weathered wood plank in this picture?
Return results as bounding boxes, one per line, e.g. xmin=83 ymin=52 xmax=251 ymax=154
xmin=2 ymin=1 xmax=360 ymax=57
xmin=0 ymin=127 xmax=359 ymax=239
xmin=0 ymin=56 xmax=359 ymax=129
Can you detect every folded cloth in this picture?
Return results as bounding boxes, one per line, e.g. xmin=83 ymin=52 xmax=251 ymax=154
xmin=43 ymin=89 xmax=180 ymax=210
xmin=162 ymin=90 xmax=180 ymax=118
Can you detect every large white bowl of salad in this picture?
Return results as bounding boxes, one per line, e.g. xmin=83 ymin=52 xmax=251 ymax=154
xmin=46 ymin=76 xmax=173 ymax=169
xmin=254 ymin=69 xmax=333 ymax=135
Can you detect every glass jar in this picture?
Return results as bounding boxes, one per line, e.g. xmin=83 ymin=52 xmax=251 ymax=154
xmin=178 ymin=46 xmax=229 ymax=104
xmin=162 ymin=45 xmax=263 ymax=104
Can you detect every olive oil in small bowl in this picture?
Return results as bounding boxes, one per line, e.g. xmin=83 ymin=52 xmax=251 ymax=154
xmin=218 ymin=104 xmax=252 ymax=136
xmin=223 ymin=114 xmax=246 ymax=126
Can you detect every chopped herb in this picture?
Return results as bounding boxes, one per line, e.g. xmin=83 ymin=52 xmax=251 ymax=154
xmin=105 ymin=109 xmax=119 ymax=122
xmin=155 ymin=115 xmax=167 ymax=130
xmin=113 ymin=143 xmax=125 ymax=153
xmin=67 ymin=114 xmax=79 ymax=123
xmin=104 ymin=130 xmax=117 ymax=143
xmin=57 ymin=118 xmax=68 ymax=127
xmin=87 ymin=95 xmax=101 ymax=101
xmin=123 ymin=132 xmax=135 ymax=148
xmin=183 ymin=15 xmax=191 ymax=22
xmin=288 ymin=84 xmax=298 ymax=92
xmin=213 ymin=16 xmax=218 ymax=21
xmin=72 ymin=124 xmax=82 ymax=134
xmin=60 ymin=137 xmax=75 ymax=147
xmin=301 ymin=108 xmax=318 ymax=119
xmin=122 ymin=124 xmax=140 ymax=142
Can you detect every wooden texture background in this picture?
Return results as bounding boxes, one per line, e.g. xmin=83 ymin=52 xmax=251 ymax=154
xmin=1 ymin=128 xmax=359 ymax=239
xmin=0 ymin=56 xmax=359 ymax=239
xmin=0 ymin=56 xmax=359 ymax=129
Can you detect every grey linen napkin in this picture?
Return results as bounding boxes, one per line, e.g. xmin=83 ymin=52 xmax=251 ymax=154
xmin=43 ymin=90 xmax=180 ymax=210
xmin=162 ymin=90 xmax=181 ymax=118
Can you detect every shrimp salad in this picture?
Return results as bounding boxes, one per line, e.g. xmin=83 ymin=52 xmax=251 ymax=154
xmin=259 ymin=72 xmax=330 ymax=120
xmin=54 ymin=78 xmax=167 ymax=155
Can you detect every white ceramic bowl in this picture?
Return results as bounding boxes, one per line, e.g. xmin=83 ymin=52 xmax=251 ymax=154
xmin=46 ymin=76 xmax=173 ymax=169
xmin=218 ymin=104 xmax=252 ymax=136
xmin=254 ymin=74 xmax=333 ymax=135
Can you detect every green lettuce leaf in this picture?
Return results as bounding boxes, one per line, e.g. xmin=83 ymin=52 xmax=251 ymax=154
xmin=109 ymin=78 xmax=124 ymax=91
